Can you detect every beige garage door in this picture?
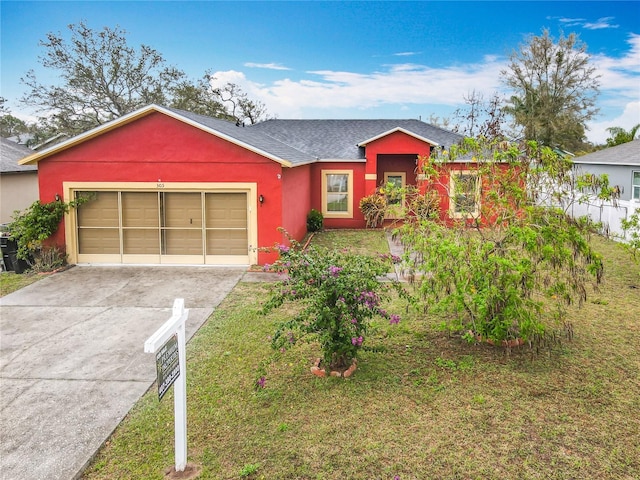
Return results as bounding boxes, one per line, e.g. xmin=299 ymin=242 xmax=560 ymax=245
xmin=75 ymin=190 xmax=248 ymax=264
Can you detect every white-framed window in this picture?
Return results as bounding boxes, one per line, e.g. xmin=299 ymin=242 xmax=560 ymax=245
xmin=322 ymin=170 xmax=353 ymax=218
xmin=449 ymin=170 xmax=480 ymax=219
xmin=383 ymin=172 xmax=406 ymax=219
xmin=633 ymin=171 xmax=640 ymax=201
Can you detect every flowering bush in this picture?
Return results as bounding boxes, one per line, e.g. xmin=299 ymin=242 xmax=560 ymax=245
xmin=261 ymin=235 xmax=400 ymax=371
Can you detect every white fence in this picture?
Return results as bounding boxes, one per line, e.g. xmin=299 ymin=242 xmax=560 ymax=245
xmin=565 ymin=196 xmax=639 ymax=242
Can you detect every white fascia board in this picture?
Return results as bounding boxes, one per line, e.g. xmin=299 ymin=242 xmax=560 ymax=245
xmin=573 ymin=160 xmax=640 ymax=166
xmin=316 ymin=158 xmax=366 ymax=163
xmin=357 ymin=127 xmax=439 ymax=147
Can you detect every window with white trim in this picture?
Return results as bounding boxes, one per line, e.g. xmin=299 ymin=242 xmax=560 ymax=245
xmin=633 ymin=171 xmax=640 ymax=201
xmin=322 ymin=170 xmax=353 ymax=218
xmin=450 ymin=171 xmax=480 ymax=218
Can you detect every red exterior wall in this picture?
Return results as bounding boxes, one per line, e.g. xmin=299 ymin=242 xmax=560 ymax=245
xmin=364 ymin=131 xmax=432 ymax=195
xmin=36 ymin=112 xmax=287 ymax=264
xmin=419 ymin=162 xmax=518 ymax=226
xmin=280 ymin=164 xmax=312 ymax=240
xmin=310 ymin=162 xmax=368 ymax=229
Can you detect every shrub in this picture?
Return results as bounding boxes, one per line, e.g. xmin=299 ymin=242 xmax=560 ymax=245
xmin=9 ymin=197 xmax=90 ymax=269
xmin=261 ymin=233 xmax=400 ymax=370
xmin=306 ymin=209 xmax=323 ymax=232
xmin=399 ymin=138 xmax=604 ymax=347
xmin=359 ymin=192 xmax=387 ymax=228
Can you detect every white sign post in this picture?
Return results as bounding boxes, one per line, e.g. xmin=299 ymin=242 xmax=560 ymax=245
xmin=144 ymin=298 xmax=189 ymax=472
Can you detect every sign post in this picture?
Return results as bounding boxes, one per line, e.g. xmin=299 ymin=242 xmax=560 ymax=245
xmin=145 ymin=298 xmax=189 ymax=472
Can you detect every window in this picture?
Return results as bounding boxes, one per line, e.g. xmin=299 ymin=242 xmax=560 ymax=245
xmin=322 ymin=170 xmax=353 ymax=218
xmin=383 ymin=172 xmax=406 ymax=219
xmin=450 ymin=171 xmax=480 ymax=218
xmin=633 ymin=171 xmax=640 ymax=201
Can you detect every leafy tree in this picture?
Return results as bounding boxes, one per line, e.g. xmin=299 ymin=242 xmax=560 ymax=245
xmin=605 ymin=124 xmax=640 ymax=146
xmin=393 ymin=137 xmax=604 ymax=349
xmin=502 ymin=29 xmax=600 ymax=151
xmin=0 ymin=97 xmax=29 ymax=139
xmin=21 ymin=22 xmax=185 ymax=136
xmin=170 ymin=72 xmax=268 ymax=124
xmin=20 ymin=22 xmax=269 ymax=137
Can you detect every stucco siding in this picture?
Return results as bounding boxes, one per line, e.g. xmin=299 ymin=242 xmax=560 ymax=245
xmin=0 ymin=172 xmax=39 ymax=224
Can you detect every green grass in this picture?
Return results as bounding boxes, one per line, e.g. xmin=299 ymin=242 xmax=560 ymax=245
xmin=80 ymin=233 xmax=639 ymax=479
xmin=308 ymin=228 xmax=389 ymax=255
xmin=0 ymin=271 xmax=42 ymax=296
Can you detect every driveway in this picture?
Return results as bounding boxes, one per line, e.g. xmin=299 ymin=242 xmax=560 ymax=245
xmin=0 ymin=265 xmax=247 ymax=480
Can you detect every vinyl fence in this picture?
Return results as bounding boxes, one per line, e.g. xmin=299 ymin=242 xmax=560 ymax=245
xmin=565 ymin=196 xmax=639 ymax=242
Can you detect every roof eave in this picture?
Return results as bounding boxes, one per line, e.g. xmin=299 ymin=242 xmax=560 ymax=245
xmin=19 ymin=104 xmax=295 ymax=168
xmin=357 ymin=127 xmax=440 ymax=147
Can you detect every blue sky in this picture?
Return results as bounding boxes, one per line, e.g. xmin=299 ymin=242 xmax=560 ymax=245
xmin=1 ymin=1 xmax=639 ymax=144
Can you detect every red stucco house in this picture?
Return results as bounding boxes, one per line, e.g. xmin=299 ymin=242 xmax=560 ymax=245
xmin=19 ymin=104 xmax=463 ymax=266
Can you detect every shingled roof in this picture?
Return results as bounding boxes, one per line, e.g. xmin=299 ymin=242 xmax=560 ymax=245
xmin=249 ymin=119 xmax=463 ymax=160
xmin=1 ymin=138 xmax=36 ymax=173
xmin=572 ymin=139 xmax=640 ymax=166
xmin=165 ymin=107 xmax=318 ymax=166
xmin=19 ymin=105 xmax=464 ymax=167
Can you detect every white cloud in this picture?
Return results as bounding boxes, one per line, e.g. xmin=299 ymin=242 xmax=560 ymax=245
xmin=243 ymin=62 xmax=291 ymax=71
xmin=211 ymin=57 xmax=506 ymax=118
xmin=551 ymin=15 xmax=619 ymax=30
xmin=393 ymin=51 xmax=420 ymax=57
xmin=583 ymin=17 xmax=619 ymax=30
xmin=587 ymin=101 xmax=640 ymax=144
xmin=209 ymin=32 xmax=639 ymax=144
xmin=591 ymin=34 xmax=640 ymax=106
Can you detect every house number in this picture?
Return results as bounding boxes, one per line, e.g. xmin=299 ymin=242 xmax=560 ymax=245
xmin=157 ymin=183 xmax=165 ymax=188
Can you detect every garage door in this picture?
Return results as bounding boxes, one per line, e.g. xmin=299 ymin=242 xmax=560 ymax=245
xmin=74 ymin=190 xmax=250 ymax=265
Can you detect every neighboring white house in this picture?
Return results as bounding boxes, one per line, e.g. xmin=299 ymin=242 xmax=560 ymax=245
xmin=1 ymin=138 xmax=38 ymax=224
xmin=572 ymin=140 xmax=640 ymax=202
xmin=569 ymin=140 xmax=640 ymax=240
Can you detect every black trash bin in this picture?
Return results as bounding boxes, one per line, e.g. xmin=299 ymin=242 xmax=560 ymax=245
xmin=0 ymin=236 xmax=30 ymax=274
xmin=1 ymin=235 xmax=14 ymax=271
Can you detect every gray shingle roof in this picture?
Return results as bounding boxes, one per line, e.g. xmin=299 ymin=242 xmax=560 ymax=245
xmin=18 ymin=105 xmax=465 ymax=168
xmin=572 ymin=140 xmax=640 ymax=166
xmin=249 ymin=119 xmax=463 ymax=160
xmin=164 ymin=107 xmax=317 ymax=166
xmin=1 ymin=138 xmax=37 ymax=173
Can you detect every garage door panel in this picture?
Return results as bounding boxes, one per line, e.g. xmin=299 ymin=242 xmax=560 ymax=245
xmin=77 ymin=192 xmax=119 ymax=228
xmin=78 ymin=228 xmax=120 ymax=254
xmin=123 ymin=229 xmax=160 ymax=254
xmin=206 ymin=229 xmax=248 ymax=255
xmin=122 ymin=192 xmax=159 ymax=228
xmin=164 ymin=229 xmax=203 ymax=255
xmin=164 ymin=193 xmax=202 ymax=228
xmin=206 ymin=193 xmax=247 ymax=228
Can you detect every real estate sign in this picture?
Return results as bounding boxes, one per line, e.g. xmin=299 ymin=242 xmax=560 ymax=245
xmin=156 ymin=334 xmax=180 ymax=401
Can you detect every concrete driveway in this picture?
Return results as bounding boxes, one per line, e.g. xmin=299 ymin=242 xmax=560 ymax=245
xmin=0 ymin=265 xmax=247 ymax=480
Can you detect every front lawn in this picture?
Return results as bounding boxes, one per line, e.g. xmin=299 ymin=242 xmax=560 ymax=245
xmin=82 ymin=234 xmax=639 ymax=480
xmin=0 ymin=271 xmax=41 ymax=296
